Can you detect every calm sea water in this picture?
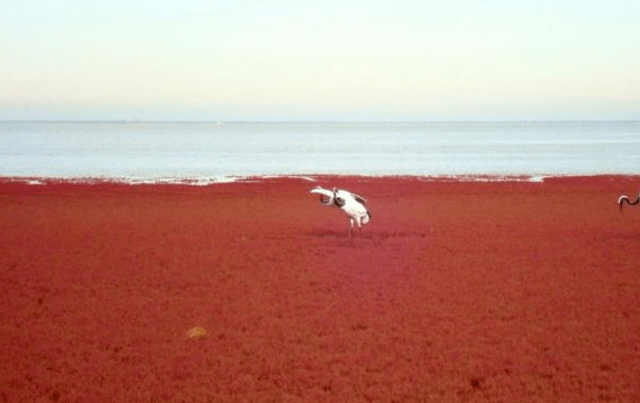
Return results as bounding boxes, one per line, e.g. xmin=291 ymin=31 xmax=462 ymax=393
xmin=1 ymin=121 xmax=639 ymax=182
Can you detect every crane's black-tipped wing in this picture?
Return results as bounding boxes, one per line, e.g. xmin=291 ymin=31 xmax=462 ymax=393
xmin=344 ymin=191 xmax=367 ymax=205
xmin=336 ymin=189 xmax=367 ymax=205
xmin=353 ymin=195 xmax=367 ymax=205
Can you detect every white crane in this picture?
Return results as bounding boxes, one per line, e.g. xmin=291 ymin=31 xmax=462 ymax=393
xmin=310 ymin=186 xmax=371 ymax=237
xmin=618 ymin=192 xmax=640 ymax=212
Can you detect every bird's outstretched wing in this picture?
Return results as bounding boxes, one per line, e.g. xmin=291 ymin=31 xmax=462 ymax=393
xmin=353 ymin=194 xmax=367 ymax=205
xmin=311 ymin=186 xmax=368 ymax=206
xmin=310 ymin=186 xmax=335 ymax=206
xmin=309 ymin=186 xmax=333 ymax=198
xmin=345 ymin=190 xmax=367 ymax=205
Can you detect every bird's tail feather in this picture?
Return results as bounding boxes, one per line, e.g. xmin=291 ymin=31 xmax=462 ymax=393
xmin=362 ymin=211 xmax=371 ymax=224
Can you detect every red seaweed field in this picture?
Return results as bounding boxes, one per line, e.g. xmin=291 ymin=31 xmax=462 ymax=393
xmin=1 ymin=176 xmax=639 ymax=402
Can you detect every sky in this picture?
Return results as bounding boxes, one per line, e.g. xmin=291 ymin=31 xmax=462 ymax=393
xmin=1 ymin=0 xmax=639 ymax=121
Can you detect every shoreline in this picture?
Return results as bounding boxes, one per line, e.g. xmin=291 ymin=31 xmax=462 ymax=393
xmin=3 ymin=172 xmax=640 ymax=186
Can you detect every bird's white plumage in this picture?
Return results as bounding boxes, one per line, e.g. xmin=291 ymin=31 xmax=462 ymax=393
xmin=310 ymin=186 xmax=371 ymax=236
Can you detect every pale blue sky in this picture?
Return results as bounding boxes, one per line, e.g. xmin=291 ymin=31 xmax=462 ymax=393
xmin=1 ymin=0 xmax=638 ymax=121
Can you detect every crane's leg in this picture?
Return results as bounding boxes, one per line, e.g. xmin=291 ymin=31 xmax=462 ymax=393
xmin=349 ymin=218 xmax=355 ymax=238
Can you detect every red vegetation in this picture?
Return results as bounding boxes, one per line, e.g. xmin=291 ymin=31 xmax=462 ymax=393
xmin=1 ymin=176 xmax=639 ymax=402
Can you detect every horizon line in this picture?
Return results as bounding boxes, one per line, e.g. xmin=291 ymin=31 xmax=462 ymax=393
xmin=2 ymin=119 xmax=639 ymax=124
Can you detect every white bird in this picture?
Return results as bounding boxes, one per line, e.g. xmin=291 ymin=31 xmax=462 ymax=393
xmin=310 ymin=186 xmax=371 ymax=237
xmin=618 ymin=192 xmax=640 ymax=212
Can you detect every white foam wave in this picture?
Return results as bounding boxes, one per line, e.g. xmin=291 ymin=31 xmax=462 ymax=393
xmin=8 ymin=173 xmax=637 ymax=186
xmin=0 ymin=174 xmax=323 ymax=186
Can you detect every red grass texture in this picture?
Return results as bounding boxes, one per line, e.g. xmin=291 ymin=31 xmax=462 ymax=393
xmin=1 ymin=175 xmax=640 ymax=402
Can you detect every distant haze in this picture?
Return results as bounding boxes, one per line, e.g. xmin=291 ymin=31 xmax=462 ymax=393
xmin=1 ymin=0 xmax=639 ymax=122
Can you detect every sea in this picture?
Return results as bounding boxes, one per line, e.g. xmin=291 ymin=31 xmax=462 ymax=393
xmin=1 ymin=121 xmax=639 ymax=183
